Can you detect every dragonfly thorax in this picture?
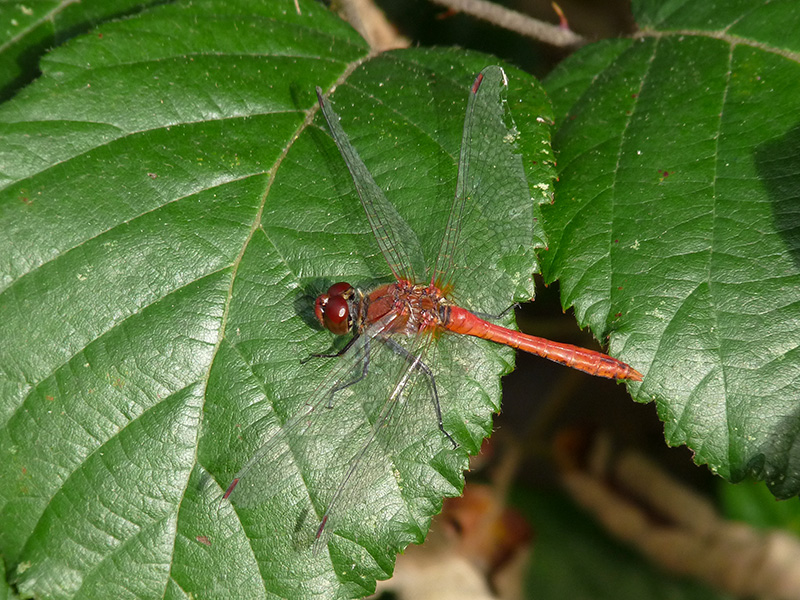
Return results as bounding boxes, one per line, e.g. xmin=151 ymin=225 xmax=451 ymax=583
xmin=364 ymin=280 xmax=451 ymax=337
xmin=315 ymin=280 xmax=451 ymax=339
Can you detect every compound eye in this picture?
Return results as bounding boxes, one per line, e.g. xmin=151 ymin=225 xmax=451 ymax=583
xmin=327 ymin=282 xmax=353 ymax=297
xmin=314 ymin=294 xmax=329 ymax=327
xmin=314 ymin=294 xmax=351 ymax=335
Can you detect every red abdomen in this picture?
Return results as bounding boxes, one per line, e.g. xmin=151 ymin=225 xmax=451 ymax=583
xmin=445 ymin=306 xmax=641 ymax=381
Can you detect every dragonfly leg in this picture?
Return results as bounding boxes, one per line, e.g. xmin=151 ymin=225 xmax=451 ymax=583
xmin=383 ymin=338 xmax=457 ymax=449
xmin=322 ymin=336 xmax=371 ymax=408
xmin=300 ymin=333 xmax=361 ymax=364
xmin=471 ymin=302 xmax=520 ymax=321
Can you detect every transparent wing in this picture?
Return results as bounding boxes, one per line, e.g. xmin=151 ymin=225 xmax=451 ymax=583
xmin=431 ymin=66 xmax=531 ymax=297
xmin=222 ymin=311 xmax=399 ymax=508
xmin=316 ymin=87 xmax=426 ymax=284
xmin=223 ymin=313 xmax=455 ymax=557
xmin=310 ymin=329 xmax=441 ymax=556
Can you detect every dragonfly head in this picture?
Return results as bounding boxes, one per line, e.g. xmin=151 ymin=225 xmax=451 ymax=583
xmin=315 ymin=282 xmax=355 ymax=335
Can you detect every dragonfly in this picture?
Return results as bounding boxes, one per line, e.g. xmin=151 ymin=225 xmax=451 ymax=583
xmin=223 ymin=66 xmax=641 ymax=555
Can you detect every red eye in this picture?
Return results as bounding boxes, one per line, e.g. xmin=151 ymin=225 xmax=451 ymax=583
xmin=314 ymin=282 xmax=353 ymax=335
xmin=327 ymin=282 xmax=352 ymax=297
xmin=323 ymin=296 xmax=350 ymax=334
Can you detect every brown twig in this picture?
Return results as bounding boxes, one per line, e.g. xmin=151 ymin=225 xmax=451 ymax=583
xmin=335 ymin=0 xmax=410 ymax=51
xmin=557 ymin=434 xmax=800 ymax=600
xmin=430 ymin=0 xmax=585 ymax=48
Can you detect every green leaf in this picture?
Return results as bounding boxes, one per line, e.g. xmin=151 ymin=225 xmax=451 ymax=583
xmin=542 ymin=1 xmax=800 ymax=497
xmin=0 ymin=1 xmax=554 ymax=598
xmin=719 ymin=480 xmax=800 ymax=535
xmin=0 ymin=556 xmax=11 ymax=600
xmin=0 ymin=0 xmax=165 ymax=101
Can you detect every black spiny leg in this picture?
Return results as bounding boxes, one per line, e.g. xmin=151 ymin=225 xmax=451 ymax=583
xmin=301 ymin=333 xmax=361 ymax=364
xmin=470 ymin=302 xmax=520 ymax=321
xmin=310 ymin=335 xmax=372 ymax=409
xmin=383 ymin=338 xmax=457 ymax=448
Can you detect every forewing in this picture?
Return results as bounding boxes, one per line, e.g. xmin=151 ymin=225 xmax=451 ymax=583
xmin=316 ymin=87 xmax=427 ymax=284
xmin=432 ymin=66 xmax=532 ymax=297
xmin=221 ymin=314 xmax=389 ymax=512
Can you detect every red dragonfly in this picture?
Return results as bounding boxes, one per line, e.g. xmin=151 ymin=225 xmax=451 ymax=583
xmin=224 ymin=66 xmax=641 ymax=554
